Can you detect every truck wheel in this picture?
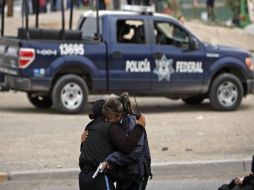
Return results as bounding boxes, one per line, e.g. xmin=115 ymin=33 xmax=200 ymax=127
xmin=182 ymin=96 xmax=204 ymax=105
xmin=209 ymin=73 xmax=243 ymax=111
xmin=27 ymin=93 xmax=53 ymax=108
xmin=52 ymin=74 xmax=88 ymax=114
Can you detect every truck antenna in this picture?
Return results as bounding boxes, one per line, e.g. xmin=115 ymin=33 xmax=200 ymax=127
xmin=134 ymin=96 xmax=140 ymax=114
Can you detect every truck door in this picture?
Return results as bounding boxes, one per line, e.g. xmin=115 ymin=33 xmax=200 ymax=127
xmin=108 ymin=17 xmax=153 ymax=92
xmin=150 ymin=19 xmax=206 ymax=95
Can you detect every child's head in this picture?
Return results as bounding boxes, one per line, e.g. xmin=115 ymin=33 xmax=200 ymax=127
xmin=178 ymin=15 xmax=185 ymax=24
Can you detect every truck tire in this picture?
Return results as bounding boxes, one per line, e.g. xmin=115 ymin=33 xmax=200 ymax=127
xmin=209 ymin=73 xmax=243 ymax=111
xmin=27 ymin=93 xmax=53 ymax=108
xmin=182 ymin=96 xmax=204 ymax=105
xmin=52 ymin=74 xmax=88 ymax=114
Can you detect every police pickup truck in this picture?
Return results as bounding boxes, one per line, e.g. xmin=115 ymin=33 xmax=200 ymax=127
xmin=0 ymin=8 xmax=254 ymax=113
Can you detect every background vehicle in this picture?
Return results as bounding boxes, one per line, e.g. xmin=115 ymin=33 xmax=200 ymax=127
xmin=0 ymin=4 xmax=253 ymax=113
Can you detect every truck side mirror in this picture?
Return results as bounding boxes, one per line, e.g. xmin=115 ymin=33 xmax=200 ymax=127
xmin=189 ymin=37 xmax=199 ymax=50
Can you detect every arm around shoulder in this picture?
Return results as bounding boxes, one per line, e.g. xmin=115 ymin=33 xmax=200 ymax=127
xmin=108 ymin=124 xmax=144 ymax=154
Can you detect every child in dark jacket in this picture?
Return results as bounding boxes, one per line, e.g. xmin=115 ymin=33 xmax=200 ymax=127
xmin=103 ymin=93 xmax=152 ymax=190
xmin=81 ymin=92 xmax=152 ymax=190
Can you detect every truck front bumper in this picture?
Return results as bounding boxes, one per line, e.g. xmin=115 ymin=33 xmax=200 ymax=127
xmin=4 ymin=75 xmax=51 ymax=92
xmin=247 ymin=79 xmax=254 ymax=94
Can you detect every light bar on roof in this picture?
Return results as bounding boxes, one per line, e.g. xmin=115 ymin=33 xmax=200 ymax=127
xmin=121 ymin=5 xmax=155 ymax=13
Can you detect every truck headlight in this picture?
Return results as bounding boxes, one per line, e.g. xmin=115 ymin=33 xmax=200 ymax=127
xmin=246 ymin=56 xmax=253 ymax=71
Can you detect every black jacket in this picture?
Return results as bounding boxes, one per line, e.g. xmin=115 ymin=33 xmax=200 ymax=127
xmin=79 ymin=118 xmax=144 ymax=171
xmin=218 ymin=174 xmax=254 ymax=190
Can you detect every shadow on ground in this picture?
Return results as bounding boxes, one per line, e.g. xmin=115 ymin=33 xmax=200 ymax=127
xmin=0 ymin=100 xmax=251 ymax=115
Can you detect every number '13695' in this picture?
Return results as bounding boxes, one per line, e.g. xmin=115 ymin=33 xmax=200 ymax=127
xmin=59 ymin=44 xmax=85 ymax=56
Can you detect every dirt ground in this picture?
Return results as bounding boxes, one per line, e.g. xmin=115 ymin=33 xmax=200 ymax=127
xmin=0 ymin=92 xmax=254 ymax=172
xmin=0 ymin=10 xmax=254 ymax=172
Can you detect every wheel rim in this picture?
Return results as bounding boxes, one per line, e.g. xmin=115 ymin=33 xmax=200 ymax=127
xmin=61 ymin=82 xmax=83 ymax=110
xmin=217 ymin=81 xmax=238 ymax=107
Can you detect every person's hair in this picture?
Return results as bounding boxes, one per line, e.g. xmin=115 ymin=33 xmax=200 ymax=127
xmin=178 ymin=15 xmax=183 ymax=20
xmin=102 ymin=95 xmax=124 ymax=118
xmin=89 ymin=99 xmax=105 ymax=120
xmin=118 ymin=92 xmax=134 ymax=115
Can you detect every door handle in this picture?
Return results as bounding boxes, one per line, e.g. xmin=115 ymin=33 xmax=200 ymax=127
xmin=112 ymin=51 xmax=121 ymax=59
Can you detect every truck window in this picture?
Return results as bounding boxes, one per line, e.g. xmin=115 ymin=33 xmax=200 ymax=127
xmin=154 ymin=21 xmax=189 ymax=49
xmin=79 ymin=17 xmax=102 ymax=40
xmin=117 ymin=19 xmax=145 ymax=44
